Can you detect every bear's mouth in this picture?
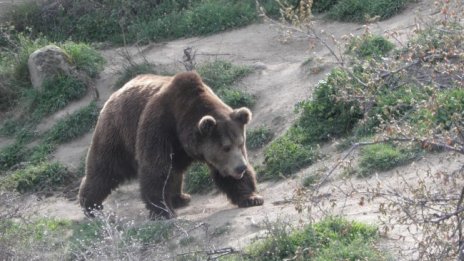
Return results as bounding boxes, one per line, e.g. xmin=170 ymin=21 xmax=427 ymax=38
xmin=232 ymin=170 xmax=246 ymax=180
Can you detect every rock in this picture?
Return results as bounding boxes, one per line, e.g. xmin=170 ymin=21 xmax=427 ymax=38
xmin=28 ymin=45 xmax=75 ymax=90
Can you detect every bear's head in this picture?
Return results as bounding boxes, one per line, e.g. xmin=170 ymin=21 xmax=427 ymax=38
xmin=197 ymin=107 xmax=252 ymax=180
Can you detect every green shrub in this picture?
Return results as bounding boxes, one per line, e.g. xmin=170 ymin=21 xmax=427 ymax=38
xmin=218 ymin=88 xmax=256 ymax=108
xmin=184 ymin=163 xmax=213 ymax=194
xmin=302 ymin=174 xmax=319 ymax=187
xmin=245 ymin=217 xmax=384 ymax=261
xmin=247 ymin=126 xmax=274 ymax=150
xmin=0 ymin=142 xmax=27 ymax=171
xmin=328 ymin=0 xmax=410 ymax=22
xmin=8 ymin=0 xmax=261 ymax=44
xmin=125 ymin=222 xmax=174 ymax=244
xmin=62 ymin=42 xmax=105 ymax=78
xmin=115 ymin=62 xmax=159 ymax=89
xmin=296 ymin=69 xmax=363 ymax=143
xmin=28 ymin=75 xmax=87 ymax=119
xmin=43 ymin=102 xmax=99 ymax=144
xmin=7 ymin=162 xmax=69 ymax=192
xmin=198 ymin=60 xmax=252 ymax=90
xmin=312 ymin=0 xmax=340 ymax=13
xmin=198 ymin=60 xmax=255 ymax=108
xmin=347 ymin=34 xmax=395 ymax=58
xmin=0 ymin=218 xmax=71 ymax=250
xmin=435 ymin=88 xmax=464 ymax=130
xmin=260 ymin=134 xmax=316 ymax=180
xmin=358 ymin=143 xmax=417 ymax=177
xmin=355 ymin=84 xmax=431 ymax=136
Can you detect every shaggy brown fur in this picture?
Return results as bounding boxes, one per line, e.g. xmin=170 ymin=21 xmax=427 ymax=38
xmin=78 ymin=72 xmax=263 ymax=219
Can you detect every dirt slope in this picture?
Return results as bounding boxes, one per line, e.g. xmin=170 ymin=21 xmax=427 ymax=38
xmin=8 ymin=0 xmax=464 ymax=258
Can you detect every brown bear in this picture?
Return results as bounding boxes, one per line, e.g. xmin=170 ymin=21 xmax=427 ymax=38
xmin=78 ymin=71 xmax=263 ymax=219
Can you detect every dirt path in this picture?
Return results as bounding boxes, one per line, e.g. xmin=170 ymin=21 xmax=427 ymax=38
xmin=9 ymin=0 xmax=462 ymax=258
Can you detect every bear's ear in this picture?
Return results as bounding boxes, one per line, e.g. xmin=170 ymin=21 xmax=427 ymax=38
xmin=198 ymin=115 xmax=216 ymax=136
xmin=231 ymin=107 xmax=252 ymax=125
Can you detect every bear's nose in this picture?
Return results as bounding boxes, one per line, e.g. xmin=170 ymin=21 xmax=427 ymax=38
xmin=235 ymin=165 xmax=247 ymax=175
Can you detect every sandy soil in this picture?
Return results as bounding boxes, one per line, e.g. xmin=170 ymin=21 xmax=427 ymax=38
xmin=2 ymin=0 xmax=463 ymax=259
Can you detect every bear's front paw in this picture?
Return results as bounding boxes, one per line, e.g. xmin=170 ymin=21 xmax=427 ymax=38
xmin=238 ymin=194 xmax=264 ymax=208
xmin=172 ymin=193 xmax=191 ymax=208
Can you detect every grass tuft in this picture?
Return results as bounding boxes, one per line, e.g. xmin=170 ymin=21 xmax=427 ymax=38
xmin=244 ymin=216 xmax=384 ymax=261
xmin=347 ymin=33 xmax=395 ymax=58
xmin=198 ymin=60 xmax=254 ymax=108
xmin=358 ymin=143 xmax=417 ymax=177
xmin=260 ymin=133 xmax=316 ymax=180
xmin=327 ymin=0 xmax=411 ymax=23
xmin=247 ymin=126 xmax=274 ymax=150
xmin=3 ymin=162 xmax=69 ymax=193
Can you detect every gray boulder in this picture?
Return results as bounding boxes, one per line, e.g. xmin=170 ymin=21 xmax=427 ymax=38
xmin=28 ymin=45 xmax=75 ymax=90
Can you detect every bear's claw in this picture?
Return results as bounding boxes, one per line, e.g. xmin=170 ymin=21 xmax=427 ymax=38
xmin=238 ymin=194 xmax=264 ymax=208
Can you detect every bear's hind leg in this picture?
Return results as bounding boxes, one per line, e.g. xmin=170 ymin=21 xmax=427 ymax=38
xmin=79 ymin=148 xmax=136 ymax=217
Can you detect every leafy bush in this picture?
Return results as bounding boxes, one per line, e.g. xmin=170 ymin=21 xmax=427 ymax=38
xmin=0 ymin=217 xmax=71 ymax=258
xmin=358 ymin=143 xmax=417 ymax=177
xmin=260 ymin=134 xmax=316 ymax=180
xmin=312 ymin=0 xmax=340 ymax=13
xmin=296 ymin=69 xmax=363 ymax=143
xmin=198 ymin=60 xmax=255 ymax=108
xmin=218 ymin=88 xmax=256 ymax=108
xmin=435 ymin=88 xmax=464 ymax=130
xmin=328 ymin=0 xmax=410 ymax=22
xmin=6 ymin=162 xmax=69 ymax=192
xmin=43 ymin=102 xmax=99 ymax=144
xmin=125 ymin=222 xmax=173 ymax=244
xmin=28 ymin=75 xmax=87 ymax=119
xmin=184 ymin=163 xmax=213 ymax=194
xmin=244 ymin=217 xmax=384 ymax=261
xmin=198 ymin=60 xmax=252 ymax=90
xmin=247 ymin=126 xmax=274 ymax=150
xmin=0 ymin=142 xmax=27 ymax=171
xmin=8 ymin=0 xmax=263 ymax=44
xmin=62 ymin=42 xmax=105 ymax=78
xmin=347 ymin=33 xmax=395 ymax=58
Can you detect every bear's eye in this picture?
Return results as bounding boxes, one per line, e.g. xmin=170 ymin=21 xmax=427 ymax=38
xmin=223 ymin=146 xmax=232 ymax=152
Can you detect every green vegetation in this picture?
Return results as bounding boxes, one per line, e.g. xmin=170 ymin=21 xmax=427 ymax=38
xmin=303 ymin=174 xmax=320 ymax=187
xmin=28 ymin=75 xmax=87 ymax=119
xmin=125 ymin=221 xmax=174 ymax=244
xmin=239 ymin=217 xmax=384 ymax=261
xmin=2 ymin=162 xmax=69 ymax=192
xmin=43 ymin=101 xmax=99 ymax=145
xmin=312 ymin=0 xmax=340 ymax=13
xmin=358 ymin=143 xmax=418 ymax=177
xmin=247 ymin=126 xmax=274 ymax=150
xmin=327 ymin=0 xmax=410 ymax=22
xmin=0 ymin=102 xmax=98 ymax=191
xmin=0 ymin=35 xmax=103 ymax=114
xmin=347 ymin=33 xmax=395 ymax=58
xmin=61 ymin=42 xmax=105 ymax=78
xmin=7 ymin=0 xmax=281 ymax=45
xmin=184 ymin=163 xmax=213 ymax=194
xmin=198 ymin=60 xmax=255 ymax=108
xmin=260 ymin=133 xmax=316 ymax=180
xmin=296 ymin=69 xmax=363 ymax=143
